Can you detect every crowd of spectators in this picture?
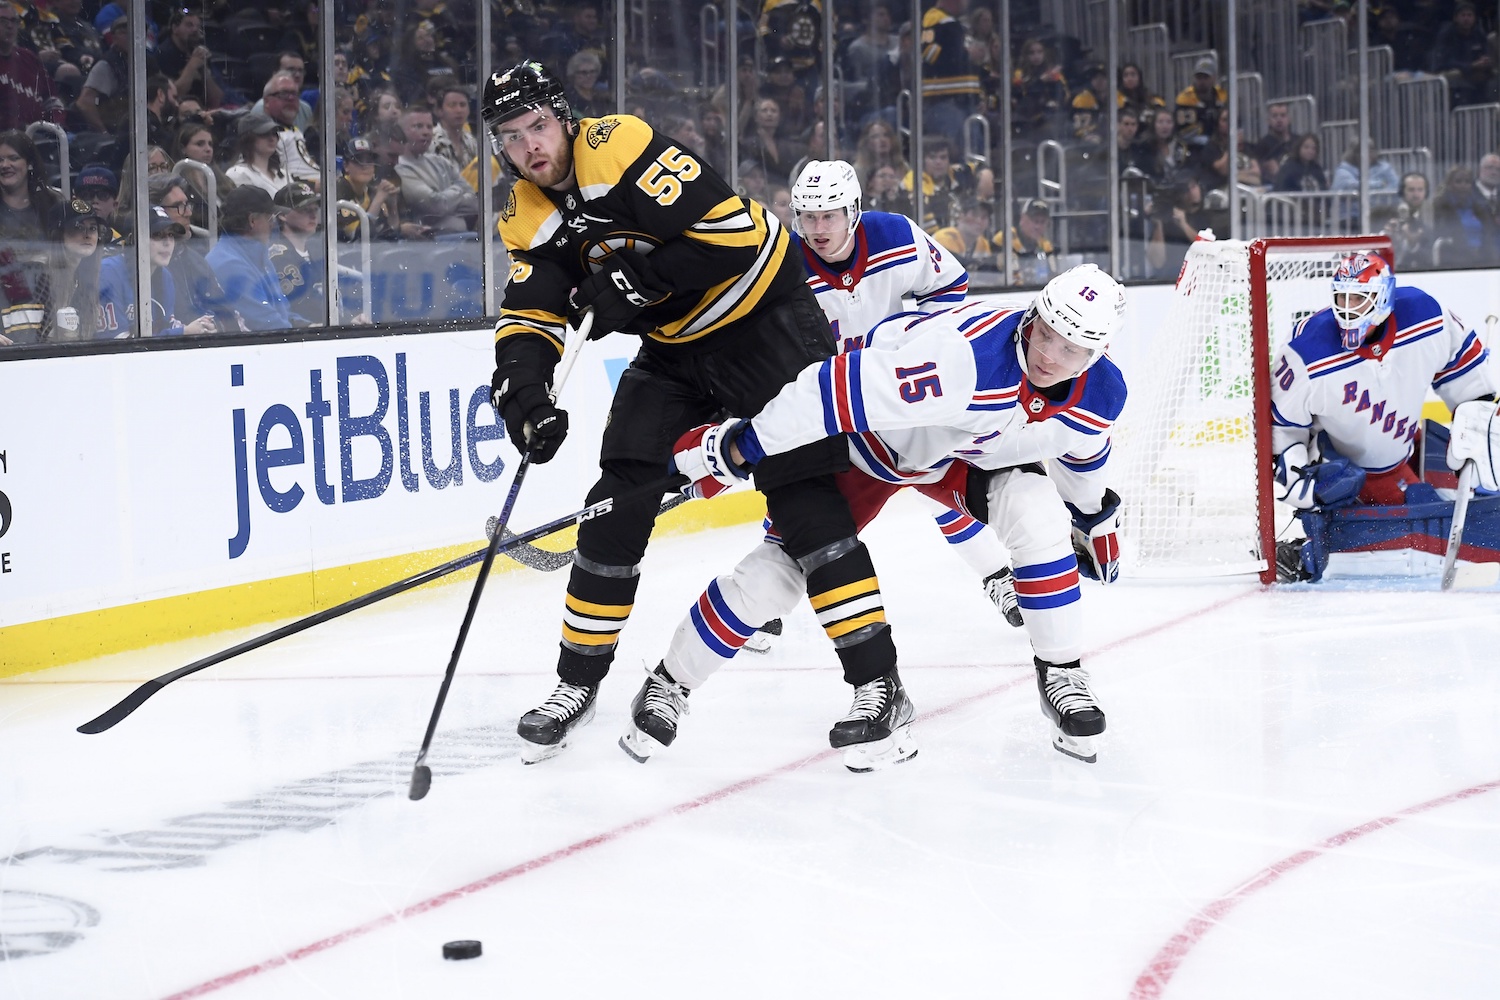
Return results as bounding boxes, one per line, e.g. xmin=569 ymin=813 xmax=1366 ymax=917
xmin=3 ymin=0 xmax=1500 ymax=342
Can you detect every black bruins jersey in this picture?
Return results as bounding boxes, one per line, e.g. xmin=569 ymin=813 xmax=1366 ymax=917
xmin=494 ymin=114 xmax=800 ymax=357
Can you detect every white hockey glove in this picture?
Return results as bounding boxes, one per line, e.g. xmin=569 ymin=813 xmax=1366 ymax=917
xmin=1447 ymin=399 xmax=1500 ymax=492
xmin=1274 ymin=442 xmax=1365 ymax=509
xmin=671 ymin=419 xmax=750 ymax=500
xmin=1065 ymin=489 xmax=1122 ymax=584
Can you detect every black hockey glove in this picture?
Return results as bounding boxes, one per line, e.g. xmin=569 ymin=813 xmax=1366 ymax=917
xmin=569 ymin=249 xmax=669 ymax=336
xmin=491 ymin=373 xmax=570 ymax=464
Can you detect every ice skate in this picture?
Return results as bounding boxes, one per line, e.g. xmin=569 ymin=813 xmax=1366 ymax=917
xmin=1035 ymin=659 xmax=1105 ymax=763
xmin=982 ymin=568 xmax=1024 ymax=627
xmin=829 ymin=669 xmax=918 ymax=772
xmin=516 ymin=680 xmax=598 ymax=763
xmin=742 ymin=618 xmax=783 ymax=653
xmin=618 ymin=662 xmax=690 ymax=762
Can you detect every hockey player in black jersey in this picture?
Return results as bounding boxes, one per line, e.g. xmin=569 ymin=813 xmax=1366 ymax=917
xmin=482 ymin=62 xmax=911 ymax=762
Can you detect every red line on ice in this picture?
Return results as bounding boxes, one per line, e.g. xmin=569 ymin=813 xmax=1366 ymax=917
xmin=158 ymin=589 xmax=1255 ymax=1000
xmin=1129 ymin=777 xmax=1500 ymax=999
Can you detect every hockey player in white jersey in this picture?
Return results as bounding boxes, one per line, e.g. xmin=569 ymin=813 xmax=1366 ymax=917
xmin=1271 ymin=252 xmax=1500 ymax=578
xmin=623 ymin=265 xmax=1128 ymax=770
xmin=745 ymin=160 xmax=1022 ymax=654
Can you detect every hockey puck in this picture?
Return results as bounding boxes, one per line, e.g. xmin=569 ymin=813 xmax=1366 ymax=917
xmin=442 ymin=940 xmax=482 ymax=960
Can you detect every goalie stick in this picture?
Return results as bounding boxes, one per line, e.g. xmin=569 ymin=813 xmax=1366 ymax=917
xmin=1441 ymin=460 xmax=1477 ymax=591
xmin=407 ymin=308 xmax=598 ymax=800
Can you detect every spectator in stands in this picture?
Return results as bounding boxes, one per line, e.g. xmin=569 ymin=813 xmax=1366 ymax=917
xmin=366 ymin=87 xmax=404 ymax=132
xmin=864 ymin=162 xmax=913 ymax=217
xmin=900 ymin=134 xmax=984 ymax=232
xmin=306 ymin=87 xmax=355 ymax=164
xmin=918 ymin=0 xmax=981 ymax=147
xmin=263 ymin=72 xmax=320 ymax=188
xmin=1002 ymin=198 xmax=1056 ymax=285
xmin=278 ymin=3 xmax=321 ymax=84
xmin=842 ymin=0 xmax=901 ymax=128
xmin=1383 ymin=171 xmax=1434 ymax=269
xmin=711 ymin=53 xmax=759 ymax=129
xmin=150 ymin=174 xmax=239 ymax=333
xmin=933 ymin=197 xmax=996 ymax=271
xmin=760 ymin=56 xmax=809 ymax=138
xmin=1330 ymin=142 xmax=1400 ymax=229
xmin=147 ymin=145 xmax=173 ymax=177
xmin=98 ymin=206 xmax=215 ymax=338
xmin=268 ymin=180 xmax=336 ymax=325
xmin=660 ymin=113 xmax=707 ymax=159
xmin=143 ymin=74 xmax=177 ymax=149
xmin=1372 ymin=6 xmax=1430 ymax=74
xmin=1185 ymin=108 xmax=1236 ymax=193
xmin=1117 ymin=62 xmax=1164 ymax=112
xmin=1112 ymin=106 xmax=1142 ymax=174
xmin=252 ymin=53 xmax=315 ymax=131
xmin=1175 ymin=55 xmax=1226 ymax=135
xmin=1252 ymin=102 xmax=1296 ymax=186
xmin=174 ymin=122 xmax=235 ymax=221
xmin=431 ymin=83 xmax=478 ymax=173
xmin=1273 ymin=134 xmax=1328 ymax=193
xmin=227 ymin=112 xmax=290 ymax=196
xmin=1011 ymin=37 xmax=1068 ymax=142
xmin=696 ymin=105 xmax=729 ymax=173
xmin=541 ymin=1 xmax=607 ymax=77
xmin=38 ymin=196 xmax=102 ymax=341
xmin=765 ymin=184 xmax=795 ymax=230
xmin=853 ymin=118 xmax=910 ymax=184
xmin=1130 ymin=107 xmax=1182 ymax=182
xmin=74 ymin=163 xmax=120 ymax=236
xmin=1145 ymin=176 xmax=1225 ymax=278
xmin=72 ymin=13 xmax=137 ymax=132
xmin=0 ymin=131 xmax=60 ymax=245
xmin=1473 ymin=152 xmax=1500 ymax=218
xmin=740 ymin=96 xmax=805 ymax=188
xmin=395 ymin=105 xmax=477 ymax=233
xmin=394 ymin=20 xmax=460 ymax=105
xmin=1429 ymin=2 xmax=1493 ymax=107
xmin=154 ymin=8 xmax=221 ymax=112
xmin=1432 ymin=164 xmax=1497 ymax=266
xmin=564 ymin=50 xmax=610 ymax=119
xmin=1066 ymin=63 xmax=1111 ymax=145
xmin=337 ymin=135 xmax=422 ymax=241
xmin=43 ymin=0 xmax=102 ymax=85
xmin=206 ymin=186 xmax=294 ymax=331
xmin=736 ymin=158 xmax=770 ymax=204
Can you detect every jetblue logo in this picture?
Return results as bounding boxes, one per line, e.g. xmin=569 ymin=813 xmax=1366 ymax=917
xmin=227 ymin=355 xmax=507 ymax=559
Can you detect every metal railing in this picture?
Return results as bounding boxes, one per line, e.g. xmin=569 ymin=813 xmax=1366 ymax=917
xmin=25 ymin=122 xmax=69 ymax=201
xmin=1391 ymin=76 xmax=1449 ymax=159
xmin=700 ymin=4 xmax=722 ymax=93
xmin=963 ymin=114 xmax=991 ymax=169
xmin=171 ymin=160 xmax=218 ymax=249
xmin=1453 ymin=104 xmax=1500 ymax=172
xmin=336 ymin=200 xmax=373 ymax=322
xmin=1301 ymin=17 xmax=1347 ymax=121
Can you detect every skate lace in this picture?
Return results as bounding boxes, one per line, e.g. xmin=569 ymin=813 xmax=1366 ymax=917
xmin=642 ymin=669 xmax=690 ymax=723
xmin=534 ymin=682 xmax=592 ymax=722
xmin=984 ymin=571 xmax=1019 ymax=613
xmin=1044 ymin=667 xmax=1096 ymax=715
xmin=843 ymin=676 xmax=892 ymax=722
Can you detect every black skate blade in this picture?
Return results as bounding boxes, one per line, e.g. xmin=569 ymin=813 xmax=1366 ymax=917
xmin=408 ymin=764 xmax=432 ymax=800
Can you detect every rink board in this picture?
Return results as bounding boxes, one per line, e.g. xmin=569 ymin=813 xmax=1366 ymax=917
xmin=1 ymin=269 xmax=1497 ymax=675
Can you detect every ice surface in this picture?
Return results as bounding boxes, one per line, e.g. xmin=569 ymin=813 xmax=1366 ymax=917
xmin=3 ymin=490 xmax=1498 ymax=999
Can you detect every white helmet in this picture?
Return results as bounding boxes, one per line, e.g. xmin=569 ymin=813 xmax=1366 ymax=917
xmin=791 ymin=159 xmax=862 ymax=246
xmin=1025 ymin=263 xmax=1126 ymax=367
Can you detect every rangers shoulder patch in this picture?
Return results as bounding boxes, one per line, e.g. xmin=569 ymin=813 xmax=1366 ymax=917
xmin=585 ymin=119 xmax=619 ymax=148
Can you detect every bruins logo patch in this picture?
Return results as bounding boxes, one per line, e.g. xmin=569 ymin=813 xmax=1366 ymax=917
xmin=582 ymin=231 xmax=660 ymax=273
xmin=500 ymin=188 xmax=517 ymax=222
xmin=585 ymin=119 xmax=619 ymax=149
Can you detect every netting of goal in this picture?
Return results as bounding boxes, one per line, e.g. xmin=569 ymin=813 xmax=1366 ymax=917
xmin=1112 ymin=236 xmax=1394 ymax=582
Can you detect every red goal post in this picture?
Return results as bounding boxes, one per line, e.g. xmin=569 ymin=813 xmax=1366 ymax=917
xmin=1114 ymin=235 xmax=1394 ymax=583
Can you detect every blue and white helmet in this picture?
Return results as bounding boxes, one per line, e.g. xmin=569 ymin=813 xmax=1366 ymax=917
xmin=1330 ymin=252 xmax=1395 ymax=350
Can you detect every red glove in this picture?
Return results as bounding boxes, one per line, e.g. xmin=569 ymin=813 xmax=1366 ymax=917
xmin=671 ymin=420 xmax=749 ymax=499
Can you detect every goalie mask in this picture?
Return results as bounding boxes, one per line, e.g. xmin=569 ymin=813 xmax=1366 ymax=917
xmin=480 ymin=61 xmax=576 ymax=179
xmin=791 ymin=159 xmax=861 ymax=260
xmin=1330 ymin=251 xmax=1395 ymax=350
xmin=1018 ymin=263 xmax=1126 ymax=375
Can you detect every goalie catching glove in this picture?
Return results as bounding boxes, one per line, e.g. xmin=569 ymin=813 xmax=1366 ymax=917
xmin=1065 ymin=489 xmax=1122 ymax=584
xmin=672 ymin=420 xmax=751 ymax=499
xmin=491 ymin=372 xmax=569 ymax=464
xmin=569 ymin=249 xmax=669 ymax=335
xmin=1273 ymin=442 xmax=1365 ymax=509
xmin=1447 ymin=398 xmax=1500 ymax=493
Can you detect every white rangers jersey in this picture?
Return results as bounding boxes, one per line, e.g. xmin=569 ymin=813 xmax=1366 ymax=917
xmin=1271 ymin=286 xmax=1499 ymax=473
xmin=738 ymin=302 xmax=1127 ymax=511
xmin=794 ymin=210 xmax=968 ymax=352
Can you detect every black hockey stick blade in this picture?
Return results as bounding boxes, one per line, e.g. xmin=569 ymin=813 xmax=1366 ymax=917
xmin=409 ymin=760 xmax=433 ymax=800
xmin=486 ymin=515 xmax=573 ymax=571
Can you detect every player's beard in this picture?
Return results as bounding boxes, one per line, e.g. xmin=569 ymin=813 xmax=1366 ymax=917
xmin=517 ymin=147 xmax=574 ymax=190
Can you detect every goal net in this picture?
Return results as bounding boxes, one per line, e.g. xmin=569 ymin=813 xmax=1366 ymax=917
xmin=1113 ymin=236 xmax=1393 ymax=582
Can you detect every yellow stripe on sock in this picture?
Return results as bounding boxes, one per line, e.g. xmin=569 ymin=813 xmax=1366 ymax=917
xmin=823 ymin=611 xmax=888 ymax=639
xmin=808 ymin=577 xmax=880 ymax=611
xmin=563 ymin=596 xmax=634 ymax=619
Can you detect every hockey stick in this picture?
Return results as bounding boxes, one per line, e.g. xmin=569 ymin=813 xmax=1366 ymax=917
xmin=1441 ymin=459 xmax=1477 ymax=591
xmin=75 ymin=478 xmax=689 ymax=736
xmin=489 ymin=518 xmax=573 ymax=572
xmin=407 ymin=310 xmax=596 ymax=800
